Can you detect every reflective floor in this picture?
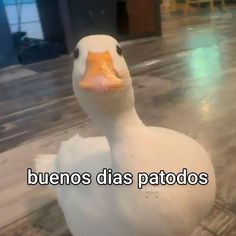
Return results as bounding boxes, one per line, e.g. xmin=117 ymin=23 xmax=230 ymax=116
xmin=0 ymin=7 xmax=236 ymax=236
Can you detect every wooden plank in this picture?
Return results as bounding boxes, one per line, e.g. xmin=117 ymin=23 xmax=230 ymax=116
xmin=0 ymin=201 xmax=235 ymax=236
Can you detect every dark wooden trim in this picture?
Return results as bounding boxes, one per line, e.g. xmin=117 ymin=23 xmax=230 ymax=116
xmin=36 ymin=0 xmax=74 ymax=53
xmin=153 ymin=0 xmax=162 ymax=37
xmin=58 ymin=0 xmax=75 ymax=52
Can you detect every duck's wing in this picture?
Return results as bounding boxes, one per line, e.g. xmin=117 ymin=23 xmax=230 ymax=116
xmin=35 ymin=134 xmax=111 ymax=176
xmin=56 ymin=134 xmax=111 ymax=174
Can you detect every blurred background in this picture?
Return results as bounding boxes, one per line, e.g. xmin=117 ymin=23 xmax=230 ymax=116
xmin=1 ymin=0 xmax=161 ymax=66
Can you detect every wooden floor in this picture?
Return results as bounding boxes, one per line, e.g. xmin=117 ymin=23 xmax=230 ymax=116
xmin=1 ymin=7 xmax=236 ymax=235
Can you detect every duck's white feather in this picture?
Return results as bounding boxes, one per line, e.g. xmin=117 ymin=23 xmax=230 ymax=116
xmin=38 ymin=128 xmax=215 ymax=236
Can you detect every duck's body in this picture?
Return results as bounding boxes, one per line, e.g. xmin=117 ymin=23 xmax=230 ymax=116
xmin=36 ymin=35 xmax=216 ymax=236
xmin=50 ymin=125 xmax=215 ymax=236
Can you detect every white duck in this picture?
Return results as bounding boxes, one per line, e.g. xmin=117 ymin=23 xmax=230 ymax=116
xmin=36 ymin=35 xmax=216 ymax=236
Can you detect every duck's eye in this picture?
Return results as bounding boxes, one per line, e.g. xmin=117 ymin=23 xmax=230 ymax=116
xmin=116 ymin=45 xmax=123 ymax=56
xmin=74 ymin=48 xmax=79 ymax=59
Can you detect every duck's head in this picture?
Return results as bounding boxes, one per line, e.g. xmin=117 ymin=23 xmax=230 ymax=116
xmin=72 ymin=35 xmax=135 ymax=125
xmin=73 ymin=35 xmax=131 ymax=93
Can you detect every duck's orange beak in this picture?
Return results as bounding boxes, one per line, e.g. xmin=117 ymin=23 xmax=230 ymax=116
xmin=79 ymin=51 xmax=124 ymax=92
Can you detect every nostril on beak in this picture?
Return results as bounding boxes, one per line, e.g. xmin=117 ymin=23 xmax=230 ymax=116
xmin=113 ymin=69 xmax=122 ymax=79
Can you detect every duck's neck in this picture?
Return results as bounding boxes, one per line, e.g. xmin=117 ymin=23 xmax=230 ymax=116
xmin=78 ymin=87 xmax=145 ymax=141
xmin=93 ymin=106 xmax=144 ymax=141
